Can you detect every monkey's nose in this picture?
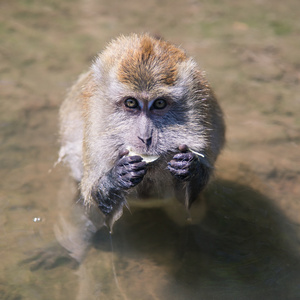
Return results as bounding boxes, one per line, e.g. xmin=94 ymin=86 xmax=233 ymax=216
xmin=138 ymin=136 xmax=152 ymax=147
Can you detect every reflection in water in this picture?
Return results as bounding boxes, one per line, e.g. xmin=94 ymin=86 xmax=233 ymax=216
xmin=46 ymin=177 xmax=300 ymax=300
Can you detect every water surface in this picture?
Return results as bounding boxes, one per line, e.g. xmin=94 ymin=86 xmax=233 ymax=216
xmin=1 ymin=0 xmax=300 ymax=299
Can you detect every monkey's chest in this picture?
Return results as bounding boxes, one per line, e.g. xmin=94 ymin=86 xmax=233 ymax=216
xmin=127 ymin=170 xmax=176 ymax=207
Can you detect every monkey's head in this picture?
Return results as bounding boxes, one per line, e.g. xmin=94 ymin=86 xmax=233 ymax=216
xmin=85 ymin=34 xmax=213 ymax=165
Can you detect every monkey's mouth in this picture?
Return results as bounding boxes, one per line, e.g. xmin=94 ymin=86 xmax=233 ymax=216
xmin=126 ymin=146 xmax=160 ymax=164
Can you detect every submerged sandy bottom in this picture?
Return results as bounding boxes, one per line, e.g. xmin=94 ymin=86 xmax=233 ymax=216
xmin=1 ymin=0 xmax=299 ymax=299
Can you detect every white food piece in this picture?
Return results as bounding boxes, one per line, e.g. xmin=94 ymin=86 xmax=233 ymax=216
xmin=126 ymin=147 xmax=159 ymax=163
xmin=188 ymin=148 xmax=205 ymax=158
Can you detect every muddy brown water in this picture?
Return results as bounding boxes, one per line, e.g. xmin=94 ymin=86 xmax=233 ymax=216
xmin=1 ymin=0 xmax=300 ymax=299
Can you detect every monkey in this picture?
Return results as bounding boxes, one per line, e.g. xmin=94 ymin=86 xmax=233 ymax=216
xmin=58 ymin=33 xmax=225 ymax=233
xmin=23 ymin=33 xmax=225 ymax=271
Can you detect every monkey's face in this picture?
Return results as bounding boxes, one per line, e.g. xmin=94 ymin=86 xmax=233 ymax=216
xmin=89 ymin=34 xmax=208 ymax=162
xmin=106 ymin=86 xmax=200 ymax=160
xmin=118 ymin=95 xmax=174 ymax=156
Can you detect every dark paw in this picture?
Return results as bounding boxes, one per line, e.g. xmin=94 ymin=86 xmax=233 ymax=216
xmin=168 ymin=147 xmax=197 ymax=181
xmin=96 ymin=194 xmax=117 ymax=215
xmin=112 ymin=154 xmax=147 ymax=189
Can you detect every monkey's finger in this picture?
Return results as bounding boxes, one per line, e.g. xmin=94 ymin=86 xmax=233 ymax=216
xmin=126 ymin=161 xmax=147 ymax=171
xmin=122 ymin=170 xmax=146 ymax=183
xmin=127 ymin=155 xmax=146 ymax=163
xmin=173 ymin=152 xmax=195 ymax=161
xmin=117 ymin=161 xmax=146 ymax=176
xmin=167 ymin=165 xmax=190 ymax=178
xmin=127 ymin=169 xmax=147 ymax=179
xmin=122 ymin=173 xmax=144 ymax=187
xmin=119 ymin=148 xmax=130 ymax=157
xmin=168 ymin=160 xmax=190 ymax=169
xmin=118 ymin=155 xmax=143 ymax=166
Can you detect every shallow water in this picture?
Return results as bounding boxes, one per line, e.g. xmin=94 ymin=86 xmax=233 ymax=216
xmin=1 ymin=0 xmax=300 ymax=299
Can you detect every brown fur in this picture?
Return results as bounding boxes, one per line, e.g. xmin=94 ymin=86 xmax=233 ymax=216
xmin=118 ymin=35 xmax=186 ymax=91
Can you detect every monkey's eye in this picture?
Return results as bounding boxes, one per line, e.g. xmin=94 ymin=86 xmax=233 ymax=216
xmin=152 ymin=99 xmax=167 ymax=110
xmin=124 ymin=98 xmax=139 ymax=109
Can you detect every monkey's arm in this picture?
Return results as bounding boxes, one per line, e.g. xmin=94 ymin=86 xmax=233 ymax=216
xmin=91 ymin=151 xmax=147 ymax=227
xmin=168 ymin=145 xmax=210 ymax=208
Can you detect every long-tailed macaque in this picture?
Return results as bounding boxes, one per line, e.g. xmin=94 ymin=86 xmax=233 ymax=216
xmin=59 ymin=33 xmax=225 ymax=232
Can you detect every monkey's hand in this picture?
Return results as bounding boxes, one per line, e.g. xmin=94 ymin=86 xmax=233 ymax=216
xmin=167 ymin=145 xmax=199 ymax=181
xmin=168 ymin=144 xmax=210 ymax=208
xmin=110 ymin=150 xmax=147 ymax=190
xmin=92 ymin=150 xmax=147 ymax=216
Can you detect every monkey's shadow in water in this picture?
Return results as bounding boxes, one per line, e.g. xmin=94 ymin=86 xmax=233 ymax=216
xmin=93 ymin=179 xmax=300 ymax=299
